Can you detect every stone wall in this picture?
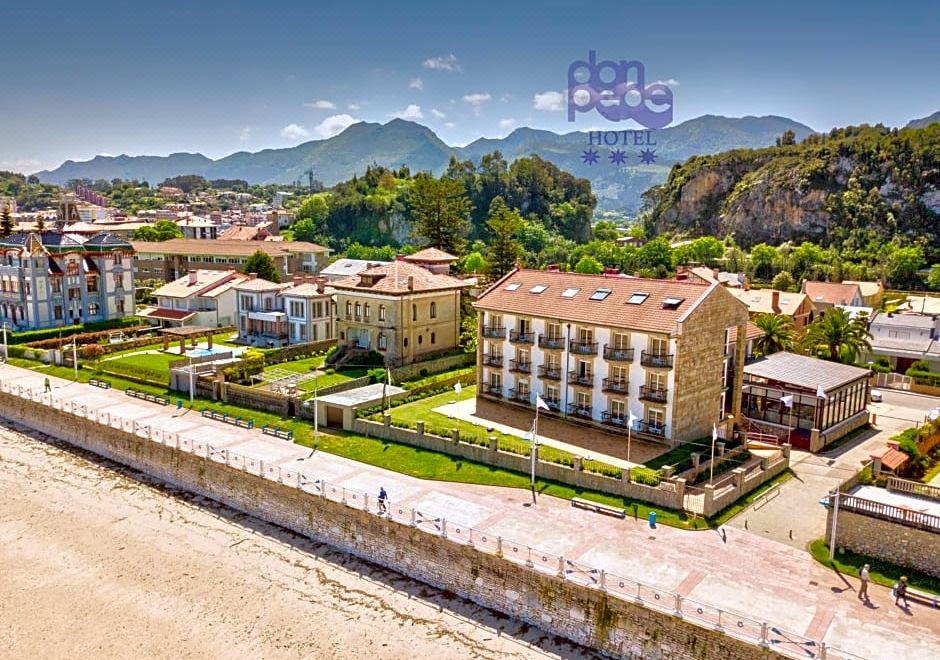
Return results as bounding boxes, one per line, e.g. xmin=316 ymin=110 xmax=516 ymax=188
xmin=391 ymin=352 xmax=475 ymax=381
xmin=702 ymin=453 xmax=791 ymax=518
xmin=0 ymin=390 xmax=778 ymax=660
xmin=829 ymin=507 xmax=940 ymax=578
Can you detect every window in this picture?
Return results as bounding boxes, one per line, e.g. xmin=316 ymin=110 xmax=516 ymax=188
xmin=66 ymin=261 xmax=79 ymax=276
xmin=530 ymin=285 xmax=548 ymax=294
xmin=611 ymin=365 xmax=628 ymax=383
xmin=88 ymin=303 xmax=99 ymax=316
xmin=412 ymin=304 xmax=417 ymax=321
xmin=661 ymin=297 xmax=684 ymax=309
xmin=518 ymin=348 xmax=529 ymax=364
xmin=403 ymin=337 xmax=409 ymax=348
xmin=431 ymin=332 xmax=436 ymax=344
xmin=648 ymin=409 xmax=665 ymax=430
xmin=379 ymin=305 xmax=386 ymax=322
xmin=116 ymin=299 xmax=125 ymax=314
xmin=364 ymin=303 xmax=371 ymax=320
xmin=613 ymin=332 xmax=629 ymax=349
xmin=86 ymin=275 xmax=98 ymax=293
xmin=561 ymin=287 xmax=580 ymax=298
xmin=505 ymin=283 xmax=521 ymax=291
xmin=489 ymin=372 xmax=502 ymax=388
xmin=346 ymin=301 xmax=352 ymax=317
xmin=647 ymin=372 xmax=665 ymax=390
xmin=418 ymin=335 xmax=423 ymax=345
xmin=545 ymin=385 xmax=559 ymax=404
xmin=546 ymin=322 xmax=561 ymax=340
xmin=240 ymin=295 xmax=253 ymax=311
xmin=576 ymin=391 xmax=591 ymax=410
xmin=289 ymin=301 xmax=304 ymax=317
xmin=54 ymin=305 xmax=63 ymax=320
xmin=113 ymin=273 xmax=123 ymax=289
xmin=517 ymin=380 xmax=529 ymax=397
xmin=589 ymin=288 xmax=612 ymax=301
xmin=610 ymin=399 xmax=625 ymax=418
xmin=51 ymin=278 xmax=62 ymax=294
xmin=577 ymin=327 xmax=593 ymax=343
xmin=546 ymin=353 xmax=560 ymax=370
xmin=627 ymin=292 xmax=649 ymax=305
xmin=113 ymin=252 xmax=123 ymax=265
xmin=298 ymin=324 xmax=306 ymax=341
xmin=377 ymin=334 xmax=388 ymax=350
xmin=429 ymin=302 xmax=436 ymax=318
xmin=649 ymin=336 xmax=668 ymax=356
xmin=355 ymin=302 xmax=361 ymax=318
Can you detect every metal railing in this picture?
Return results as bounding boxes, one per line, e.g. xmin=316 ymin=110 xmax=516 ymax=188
xmin=603 ymin=345 xmax=635 ymax=362
xmin=0 ymin=375 xmax=867 ymax=660
xmin=482 ymin=353 xmax=503 ymax=367
xmin=839 ymin=494 xmax=940 ymax=533
xmin=508 ymin=359 xmax=532 ymax=374
xmin=641 ymin=351 xmax=674 ymax=368
xmin=538 ymin=334 xmax=565 ymax=350
xmin=568 ymin=371 xmax=594 ymax=387
xmin=537 ymin=364 xmax=562 ymax=380
xmin=568 ymin=339 xmax=598 ymax=355
xmin=639 ymin=385 xmax=668 ymax=404
xmin=482 ymin=326 xmax=506 ymax=339
xmin=480 ymin=383 xmax=503 ymax=398
xmin=509 ymin=329 xmax=535 ymax=344
xmin=566 ymin=402 xmax=593 ymax=419
xmin=507 ymin=388 xmax=531 ymax=405
xmin=602 ymin=378 xmax=629 ymax=394
xmin=601 ymin=411 xmax=629 ymax=428
xmin=887 ymin=476 xmax=940 ymax=501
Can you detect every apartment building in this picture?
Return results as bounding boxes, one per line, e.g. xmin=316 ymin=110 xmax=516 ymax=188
xmin=234 ymin=275 xmax=334 ymax=347
xmin=139 ymin=268 xmax=249 ymax=328
xmin=728 ymin=287 xmax=817 ymax=330
xmin=331 ymin=260 xmax=468 ymax=366
xmin=132 ymin=238 xmax=330 ymax=282
xmin=0 ymin=232 xmax=135 ymax=330
xmin=473 ymin=269 xmax=750 ymax=445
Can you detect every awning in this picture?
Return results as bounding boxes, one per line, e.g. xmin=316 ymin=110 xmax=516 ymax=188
xmin=138 ymin=307 xmax=196 ymax=322
xmin=248 ymin=310 xmax=286 ymax=322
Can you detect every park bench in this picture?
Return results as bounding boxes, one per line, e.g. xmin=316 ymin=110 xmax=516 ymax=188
xmin=89 ymin=378 xmax=112 ymax=389
xmin=571 ymin=497 xmax=626 ymax=518
xmin=896 ymin=583 xmax=940 ymax=608
xmin=261 ymin=425 xmax=293 ymax=441
xmin=124 ymin=388 xmax=168 ymax=406
xmin=201 ymin=409 xmax=254 ymax=429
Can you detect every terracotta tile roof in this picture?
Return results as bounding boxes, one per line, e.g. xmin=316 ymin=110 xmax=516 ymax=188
xmin=152 ymin=269 xmax=247 ymax=298
xmin=233 ymin=278 xmax=289 ymax=292
xmin=729 ymin=322 xmax=765 ymax=343
xmin=877 ymin=447 xmax=909 ymax=471
xmin=728 ymin=288 xmax=814 ymax=317
xmin=802 ymin=281 xmax=861 ymax=306
xmin=403 ymin=247 xmax=458 ymax=263
xmin=138 ymin=307 xmax=196 ymax=321
xmin=131 ymin=238 xmax=327 ymax=256
xmin=279 ymin=283 xmax=332 ymax=297
xmin=472 ymin=268 xmax=724 ymax=334
xmin=331 ymin=260 xmax=468 ymax=295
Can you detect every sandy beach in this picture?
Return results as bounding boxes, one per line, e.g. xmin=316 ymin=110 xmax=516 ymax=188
xmin=0 ymin=420 xmax=596 ymax=660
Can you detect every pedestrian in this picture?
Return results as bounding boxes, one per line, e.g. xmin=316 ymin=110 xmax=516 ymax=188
xmin=44 ymin=377 xmax=51 ymax=393
xmin=895 ymin=576 xmax=909 ymax=607
xmin=377 ymin=486 xmax=388 ymax=514
xmin=858 ymin=564 xmax=870 ymax=601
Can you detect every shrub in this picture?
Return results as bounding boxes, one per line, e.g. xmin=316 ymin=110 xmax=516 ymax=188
xmin=10 ymin=317 xmax=140 ymax=345
xmin=630 ymin=467 xmax=662 ymax=487
xmin=80 ymin=344 xmax=106 ymax=360
xmin=25 ymin=325 xmax=149 ymax=350
xmin=223 ymin=350 xmax=265 ymax=384
xmin=367 ymin=367 xmax=386 ymax=383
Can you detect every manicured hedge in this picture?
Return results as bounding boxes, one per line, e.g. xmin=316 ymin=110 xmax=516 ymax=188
xmin=9 ymin=317 xmax=141 ymax=345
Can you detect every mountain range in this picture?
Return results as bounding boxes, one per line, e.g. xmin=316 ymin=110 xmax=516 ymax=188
xmin=38 ymin=115 xmax=820 ymax=212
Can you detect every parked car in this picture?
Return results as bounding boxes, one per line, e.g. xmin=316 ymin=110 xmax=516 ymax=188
xmin=870 ymin=389 xmax=884 ymax=403
xmin=929 ymin=407 xmax=940 ymax=422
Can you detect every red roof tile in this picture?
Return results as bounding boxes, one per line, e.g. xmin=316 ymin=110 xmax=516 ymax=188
xmin=331 ymin=260 xmax=467 ymax=295
xmin=140 ymin=307 xmax=196 ymax=321
xmin=403 ymin=247 xmax=458 ymax=263
xmin=803 ymin=281 xmax=861 ymax=305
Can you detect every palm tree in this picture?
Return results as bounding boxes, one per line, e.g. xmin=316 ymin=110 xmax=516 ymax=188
xmin=752 ymin=313 xmax=795 ymax=356
xmin=801 ymin=308 xmax=872 ymax=364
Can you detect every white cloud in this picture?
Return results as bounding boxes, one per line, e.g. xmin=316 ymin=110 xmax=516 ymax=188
xmin=388 ymin=104 xmax=424 ymax=121
xmin=422 ymin=53 xmax=460 ymax=71
xmin=533 ymin=90 xmax=565 ymax=112
xmin=313 ymin=113 xmax=358 ymax=138
xmin=97 ymin=152 xmax=116 ymax=158
xmin=444 ymin=122 xmax=456 ymax=129
xmin=409 ymin=77 xmax=424 ymax=91
xmin=462 ymin=92 xmax=491 ymax=115
xmin=304 ymin=99 xmax=336 ymax=109
xmin=0 ymin=158 xmax=44 ymax=172
xmin=347 ymin=103 xmax=361 ymax=110
xmin=499 ymin=93 xmax=512 ymax=102
xmin=239 ymin=127 xmax=252 ymax=141
xmin=431 ymin=108 xmax=446 ymax=119
xmin=280 ymin=123 xmax=310 ymax=140
xmin=498 ymin=118 xmax=516 ymax=129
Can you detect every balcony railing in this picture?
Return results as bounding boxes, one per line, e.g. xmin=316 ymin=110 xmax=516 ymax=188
xmin=601 ymin=411 xmax=629 ymax=428
xmin=568 ymin=371 xmax=594 ymax=387
xmin=538 ymin=334 xmax=565 ymax=350
xmin=507 ymin=388 xmax=531 ymax=404
xmin=641 ymin=350 xmax=674 ymax=369
xmin=509 ymin=329 xmax=535 ymax=344
xmin=602 ymin=378 xmax=629 ymax=394
xmin=566 ymin=402 xmax=593 ymax=419
xmin=634 ymin=419 xmax=666 ymax=437
xmin=482 ymin=353 xmax=503 ymax=367
xmin=603 ymin=345 xmax=635 ymax=362
xmin=542 ymin=398 xmax=561 ymax=412
xmin=569 ymin=339 xmax=598 ymax=355
xmin=639 ymin=385 xmax=668 ymax=404
xmin=482 ymin=325 xmax=506 ymax=339
xmin=480 ymin=383 xmax=503 ymax=398
xmin=537 ymin=365 xmax=562 ymax=381
xmin=508 ymin=359 xmax=532 ymax=374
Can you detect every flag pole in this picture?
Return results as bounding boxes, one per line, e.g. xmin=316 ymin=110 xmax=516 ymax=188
xmin=709 ymin=424 xmax=717 ymax=484
xmin=530 ymin=402 xmax=539 ymax=497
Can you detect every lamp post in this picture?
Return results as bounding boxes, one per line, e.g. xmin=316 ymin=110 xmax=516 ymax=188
xmin=188 ymin=356 xmax=195 ymax=404
xmin=1 ymin=322 xmax=8 ymax=361
xmin=302 ymin=378 xmax=319 ymax=458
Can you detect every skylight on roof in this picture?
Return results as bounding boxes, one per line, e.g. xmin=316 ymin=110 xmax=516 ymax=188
xmin=662 ymin=297 xmax=684 ymax=309
xmin=505 ymin=283 xmax=521 ymax=291
xmin=626 ymin=292 xmax=650 ymax=305
xmin=590 ymin=288 xmax=612 ymax=301
xmin=561 ymin=287 xmax=580 ymax=298
xmin=530 ymin=284 xmax=548 ymax=294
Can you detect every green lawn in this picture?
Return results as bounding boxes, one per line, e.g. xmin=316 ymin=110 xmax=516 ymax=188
xmin=810 ymin=538 xmax=940 ymax=596
xmin=108 ymin=352 xmax=181 ymax=371
xmin=257 ymin=354 xmax=366 ymax=392
xmin=708 ymin=469 xmax=794 ymax=526
xmin=644 ymin=436 xmax=732 ymax=471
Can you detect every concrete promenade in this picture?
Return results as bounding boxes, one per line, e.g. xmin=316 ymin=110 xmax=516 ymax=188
xmin=2 ymin=363 xmax=938 ymax=659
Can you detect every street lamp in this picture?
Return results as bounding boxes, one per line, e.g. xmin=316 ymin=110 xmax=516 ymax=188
xmin=301 ymin=376 xmax=319 ymax=457
xmin=1 ymin=322 xmax=9 ymax=361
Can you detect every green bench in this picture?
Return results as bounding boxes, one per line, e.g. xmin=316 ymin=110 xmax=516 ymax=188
xmin=124 ymin=388 xmax=168 ymax=406
xmin=201 ymin=408 xmax=254 ymax=429
xmin=261 ymin=425 xmax=293 ymax=441
xmin=89 ymin=378 xmax=112 ymax=389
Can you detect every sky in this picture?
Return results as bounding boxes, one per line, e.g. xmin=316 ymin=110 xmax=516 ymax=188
xmin=2 ymin=0 xmax=939 ymax=173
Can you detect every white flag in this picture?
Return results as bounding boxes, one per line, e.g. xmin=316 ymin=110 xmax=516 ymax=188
xmin=781 ymin=394 xmax=793 ymax=408
xmin=536 ymin=395 xmax=550 ymax=411
xmin=816 ymin=384 xmax=826 ymax=398
xmin=387 ymin=369 xmax=392 ymax=386
xmin=454 ymin=381 xmax=462 ymax=394
xmin=628 ymin=411 xmax=638 ymax=424
xmin=712 ymin=424 xmax=718 ymax=441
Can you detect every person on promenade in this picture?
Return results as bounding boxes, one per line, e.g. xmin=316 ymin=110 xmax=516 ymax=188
xmin=895 ymin=576 xmax=909 ymax=607
xmin=44 ymin=377 xmax=51 ymax=393
xmin=378 ymin=486 xmax=388 ymax=514
xmin=858 ymin=564 xmax=870 ymax=602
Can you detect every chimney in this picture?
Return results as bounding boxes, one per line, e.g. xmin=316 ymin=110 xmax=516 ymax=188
xmin=771 ymin=290 xmax=781 ymax=314
xmin=603 ymin=267 xmax=620 ymax=277
xmin=315 ymin=276 xmax=327 ymax=293
xmin=248 ymin=272 xmax=257 ymax=280
xmin=188 ymin=269 xmax=198 ymax=285
xmin=712 ymin=268 xmax=719 ymax=280
xmin=396 ymin=254 xmax=406 ymax=261
xmin=407 ymin=275 xmax=414 ymax=291
xmin=546 ymin=263 xmax=559 ymax=272
xmin=293 ymin=275 xmax=303 ymax=285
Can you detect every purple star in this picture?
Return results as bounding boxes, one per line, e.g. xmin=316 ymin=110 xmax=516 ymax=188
xmin=639 ymin=148 xmax=657 ymax=165
xmin=581 ymin=148 xmax=599 ymax=165
xmin=609 ymin=149 xmax=628 ymax=165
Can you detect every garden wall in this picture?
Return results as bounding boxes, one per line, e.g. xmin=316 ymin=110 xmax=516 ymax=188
xmin=391 ymin=352 xmax=475 ymax=381
xmin=701 ymin=452 xmax=791 ymax=518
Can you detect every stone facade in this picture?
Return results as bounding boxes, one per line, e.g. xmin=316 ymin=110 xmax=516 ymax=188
xmin=828 ymin=507 xmax=940 ymax=578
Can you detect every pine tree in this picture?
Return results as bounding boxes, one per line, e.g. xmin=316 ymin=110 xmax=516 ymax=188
xmin=484 ymin=196 xmax=523 ymax=279
xmin=0 ymin=208 xmax=12 ymax=237
xmin=409 ymin=177 xmax=472 ymax=255
xmin=242 ymin=250 xmax=281 ymax=283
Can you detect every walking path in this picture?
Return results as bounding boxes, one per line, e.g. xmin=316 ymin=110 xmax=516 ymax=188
xmin=2 ymin=362 xmax=938 ymax=660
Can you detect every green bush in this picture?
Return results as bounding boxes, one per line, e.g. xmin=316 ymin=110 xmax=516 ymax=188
xmin=906 ymin=368 xmax=940 ymax=387
xmin=9 ymin=317 xmax=140 ymax=345
xmin=367 ymin=367 xmax=386 ymax=383
xmin=223 ymin=350 xmax=265 ymax=384
xmin=630 ymin=467 xmax=662 ymax=487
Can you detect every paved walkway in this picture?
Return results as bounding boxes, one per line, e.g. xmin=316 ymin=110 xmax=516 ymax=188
xmin=2 ymin=362 xmax=939 ymax=660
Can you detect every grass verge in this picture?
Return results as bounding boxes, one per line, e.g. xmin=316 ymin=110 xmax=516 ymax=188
xmin=809 ymin=539 xmax=940 ymax=596
xmin=708 ymin=469 xmax=795 ymax=527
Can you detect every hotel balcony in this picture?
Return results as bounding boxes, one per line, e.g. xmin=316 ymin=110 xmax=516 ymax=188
xmin=507 ymin=388 xmax=531 ymax=404
xmin=542 ymin=397 xmax=561 ymax=412
xmin=482 ymin=325 xmax=506 ymax=339
xmin=602 ymin=378 xmax=629 ymax=394
xmin=640 ymin=351 xmax=674 ymax=369
xmin=537 ymin=365 xmax=562 ymax=381
xmin=639 ymin=385 xmax=668 ymax=404
xmin=568 ymin=371 xmax=594 ymax=387
xmin=634 ymin=419 xmax=666 ymax=437
xmin=601 ymin=411 xmax=629 ymax=428
xmin=508 ymin=359 xmax=532 ymax=374
xmin=509 ymin=329 xmax=535 ymax=344
xmin=480 ymin=383 xmax=503 ymax=398
xmin=566 ymin=402 xmax=593 ymax=420
xmin=538 ymin=334 xmax=565 ymax=350
xmin=482 ymin=353 xmax=503 ymax=367
xmin=569 ymin=339 xmax=598 ymax=356
xmin=603 ymin=345 xmax=635 ymax=362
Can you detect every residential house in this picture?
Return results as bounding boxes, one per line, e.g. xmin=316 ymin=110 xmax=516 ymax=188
xmin=728 ymin=288 xmax=817 ymax=330
xmin=801 ymin=281 xmax=863 ymax=313
xmin=685 ymin=266 xmax=747 ymax=288
xmin=0 ymin=232 xmax=135 ymax=330
xmin=138 ymin=268 xmax=248 ymax=328
xmin=234 ymin=275 xmax=334 ymax=348
xmin=843 ymin=280 xmax=885 ymax=308
xmin=866 ymin=312 xmax=940 ymax=373
xmin=472 ymin=269 xmax=751 ymax=445
xmin=132 ymin=239 xmax=330 ymax=282
xmin=332 ymin=260 xmax=468 ymax=366
xmin=320 ymin=258 xmax=391 ymax=282
xmin=176 ymin=216 xmax=220 ymax=240
xmin=401 ymin=247 xmax=458 ymax=275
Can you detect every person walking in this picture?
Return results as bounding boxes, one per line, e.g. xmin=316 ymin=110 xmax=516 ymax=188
xmin=858 ymin=564 xmax=870 ymax=602
xmin=44 ymin=377 xmax=51 ymax=393
xmin=895 ymin=576 xmax=909 ymax=607
xmin=377 ymin=486 xmax=388 ymax=514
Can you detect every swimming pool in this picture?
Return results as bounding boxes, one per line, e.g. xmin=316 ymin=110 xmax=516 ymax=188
xmin=187 ymin=346 xmax=244 ymax=358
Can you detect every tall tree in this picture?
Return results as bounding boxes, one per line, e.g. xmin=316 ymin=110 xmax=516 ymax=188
xmin=409 ymin=177 xmax=472 ymax=255
xmin=242 ymin=249 xmax=281 ymax=283
xmin=133 ymin=220 xmax=183 ymax=242
xmin=0 ymin=208 xmax=12 ymax=237
xmin=574 ymin=255 xmax=604 ymax=274
xmin=484 ymin=196 xmax=523 ymax=279
xmin=752 ymin=313 xmax=795 ymax=356
xmin=801 ymin=308 xmax=872 ymax=364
